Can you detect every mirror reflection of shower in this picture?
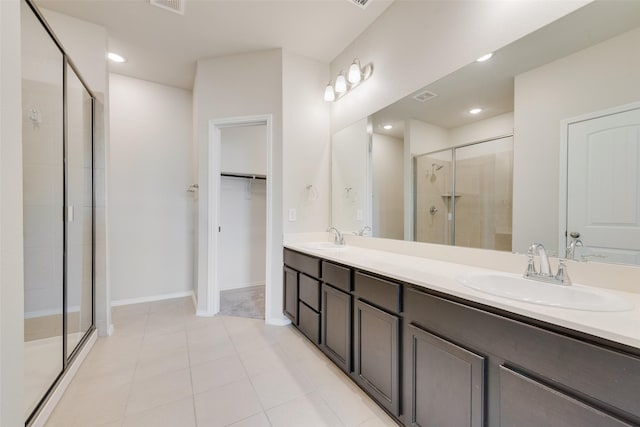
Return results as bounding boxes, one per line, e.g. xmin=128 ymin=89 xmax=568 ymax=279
xmin=430 ymin=163 xmax=444 ymax=182
xmin=415 ymin=135 xmax=513 ymax=251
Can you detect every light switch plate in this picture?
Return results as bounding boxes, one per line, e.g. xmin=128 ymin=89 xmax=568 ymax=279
xmin=356 ymin=209 xmax=363 ymax=221
xmin=288 ymin=208 xmax=297 ymax=222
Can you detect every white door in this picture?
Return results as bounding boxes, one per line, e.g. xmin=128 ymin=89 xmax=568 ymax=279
xmin=567 ymin=106 xmax=640 ymax=264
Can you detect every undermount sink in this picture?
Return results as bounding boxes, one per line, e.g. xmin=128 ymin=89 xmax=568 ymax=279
xmin=301 ymin=242 xmax=347 ymax=251
xmin=457 ymin=272 xmax=634 ymax=312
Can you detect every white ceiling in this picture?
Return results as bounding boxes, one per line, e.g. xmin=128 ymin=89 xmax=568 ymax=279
xmin=371 ymin=0 xmax=640 ymax=137
xmin=36 ymin=0 xmax=394 ymax=89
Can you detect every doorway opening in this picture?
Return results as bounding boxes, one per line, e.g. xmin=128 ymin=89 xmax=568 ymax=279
xmin=206 ymin=115 xmax=273 ymax=321
xmin=218 ymin=125 xmax=268 ymax=319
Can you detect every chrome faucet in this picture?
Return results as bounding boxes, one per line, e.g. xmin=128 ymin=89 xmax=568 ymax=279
xmin=524 ymin=243 xmax=571 ymax=286
xmin=354 ymin=225 xmax=372 ymax=236
xmin=327 ymin=227 xmax=345 ymax=245
xmin=566 ymin=238 xmax=583 ymax=260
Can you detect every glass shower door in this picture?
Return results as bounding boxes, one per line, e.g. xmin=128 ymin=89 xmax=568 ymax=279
xmin=22 ymin=1 xmax=64 ymax=417
xmin=65 ymin=65 xmax=94 ymax=357
xmin=454 ymin=136 xmax=513 ymax=251
xmin=415 ymin=150 xmax=454 ymax=244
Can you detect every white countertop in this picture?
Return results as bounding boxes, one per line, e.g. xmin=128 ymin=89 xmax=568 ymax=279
xmin=284 ymin=240 xmax=640 ymax=351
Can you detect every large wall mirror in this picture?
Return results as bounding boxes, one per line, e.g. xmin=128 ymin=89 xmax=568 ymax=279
xmin=331 ymin=0 xmax=640 ymax=266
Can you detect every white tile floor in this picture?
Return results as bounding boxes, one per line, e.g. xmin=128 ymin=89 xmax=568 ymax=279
xmin=45 ymin=297 xmax=399 ymax=427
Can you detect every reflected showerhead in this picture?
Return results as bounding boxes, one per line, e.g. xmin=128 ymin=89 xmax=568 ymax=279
xmin=432 ymin=163 xmax=443 ymax=172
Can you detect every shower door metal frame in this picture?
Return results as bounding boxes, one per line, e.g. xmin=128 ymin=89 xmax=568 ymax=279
xmin=413 ymin=133 xmax=514 ymax=246
xmin=23 ymin=0 xmax=97 ymax=425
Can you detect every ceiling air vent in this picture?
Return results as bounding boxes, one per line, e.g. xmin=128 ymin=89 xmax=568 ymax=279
xmin=150 ymin=0 xmax=185 ymax=15
xmin=348 ymin=0 xmax=370 ymax=10
xmin=413 ymin=90 xmax=438 ymax=103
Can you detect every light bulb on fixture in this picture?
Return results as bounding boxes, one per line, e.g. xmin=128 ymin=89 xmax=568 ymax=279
xmin=383 ymin=124 xmax=393 ymax=130
xmin=335 ymin=73 xmax=347 ymax=94
xmin=476 ymin=53 xmax=493 ymax=62
xmin=469 ymin=108 xmax=483 ymax=115
xmin=348 ymin=59 xmax=362 ymax=84
xmin=324 ymin=83 xmax=336 ymax=102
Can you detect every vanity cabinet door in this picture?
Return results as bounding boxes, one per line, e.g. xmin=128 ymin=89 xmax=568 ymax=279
xmin=405 ymin=323 xmax=485 ymax=427
xmin=321 ymin=283 xmax=352 ymax=372
xmin=499 ymin=366 xmax=633 ymax=427
xmin=283 ymin=267 xmax=298 ymax=324
xmin=354 ymin=299 xmax=400 ymax=416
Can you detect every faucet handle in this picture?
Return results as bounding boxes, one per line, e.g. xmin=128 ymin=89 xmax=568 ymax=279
xmin=554 ymin=259 xmax=571 ymax=286
xmin=524 ymin=252 xmax=536 ymax=277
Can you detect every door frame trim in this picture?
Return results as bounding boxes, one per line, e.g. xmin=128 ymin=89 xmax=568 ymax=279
xmin=205 ymin=114 xmax=273 ymax=318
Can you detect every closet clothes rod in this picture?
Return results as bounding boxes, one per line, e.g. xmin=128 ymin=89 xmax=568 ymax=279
xmin=221 ymin=172 xmax=267 ymax=180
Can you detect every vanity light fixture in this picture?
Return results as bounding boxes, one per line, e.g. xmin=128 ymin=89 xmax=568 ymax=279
xmin=324 ymin=58 xmax=373 ymax=102
xmin=107 ymin=52 xmax=127 ymax=63
xmin=383 ymin=124 xmax=393 ymax=130
xmin=476 ymin=53 xmax=493 ymax=62
xmin=469 ymin=108 xmax=483 ymax=115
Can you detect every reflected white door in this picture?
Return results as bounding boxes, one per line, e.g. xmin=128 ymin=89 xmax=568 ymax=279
xmin=567 ymin=107 xmax=640 ymax=264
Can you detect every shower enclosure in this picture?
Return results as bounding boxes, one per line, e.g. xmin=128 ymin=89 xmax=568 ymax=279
xmin=22 ymin=0 xmax=96 ymax=423
xmin=414 ymin=135 xmax=513 ymax=251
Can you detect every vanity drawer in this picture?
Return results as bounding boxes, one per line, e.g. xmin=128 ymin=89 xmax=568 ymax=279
xmin=354 ymin=271 xmax=401 ymax=314
xmin=284 ymin=249 xmax=321 ymax=278
xmin=298 ymin=302 xmax=320 ymax=344
xmin=322 ymin=261 xmax=351 ymax=292
xmin=299 ymin=274 xmax=320 ymax=311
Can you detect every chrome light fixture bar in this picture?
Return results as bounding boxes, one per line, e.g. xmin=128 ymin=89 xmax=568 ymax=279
xmin=324 ymin=58 xmax=373 ymax=102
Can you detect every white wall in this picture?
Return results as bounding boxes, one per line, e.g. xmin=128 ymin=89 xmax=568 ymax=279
xmin=194 ymin=49 xmax=330 ymax=321
xmin=0 ymin=1 xmax=25 ymax=425
xmin=194 ymin=49 xmax=284 ymax=321
xmin=282 ymin=52 xmax=331 ymax=233
xmin=449 ymin=112 xmax=514 ymax=146
xmin=109 ymin=73 xmax=193 ymax=302
xmin=513 ymin=26 xmax=640 ymax=253
xmin=331 ymin=118 xmax=370 ymax=233
xmin=330 ymin=0 xmax=589 ymax=133
xmin=221 ymin=126 xmax=267 ymax=176
xmin=40 ymin=7 xmax=111 ymax=336
xmin=372 ymin=133 xmax=403 ymax=239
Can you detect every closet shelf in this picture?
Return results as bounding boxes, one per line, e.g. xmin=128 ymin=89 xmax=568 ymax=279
xmin=221 ymin=172 xmax=267 ymax=180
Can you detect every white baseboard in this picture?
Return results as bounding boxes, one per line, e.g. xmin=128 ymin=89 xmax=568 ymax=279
xmin=266 ymin=315 xmax=291 ymax=326
xmin=111 ymin=290 xmax=194 ymax=307
xmin=196 ymin=308 xmax=215 ymax=317
xmin=220 ymin=281 xmax=265 ymax=291
xmin=30 ymin=329 xmax=97 ymax=427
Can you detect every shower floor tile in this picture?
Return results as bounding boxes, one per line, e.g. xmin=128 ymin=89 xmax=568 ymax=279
xmin=45 ymin=296 xmax=399 ymax=427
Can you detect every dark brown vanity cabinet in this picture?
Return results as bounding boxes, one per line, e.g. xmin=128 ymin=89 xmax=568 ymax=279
xmin=283 ymin=249 xmax=322 ymax=343
xmin=321 ymin=283 xmax=352 ymax=371
xmin=283 ymin=266 xmax=298 ymax=324
xmin=320 ymin=260 xmax=353 ymax=372
xmin=284 ymin=249 xmax=640 ymax=427
xmin=353 ymin=272 xmax=402 ymax=417
xmin=404 ymin=286 xmax=640 ymax=427
xmin=405 ymin=323 xmax=485 ymax=427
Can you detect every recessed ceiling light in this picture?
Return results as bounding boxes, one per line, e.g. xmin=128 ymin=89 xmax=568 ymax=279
xmin=476 ymin=53 xmax=493 ymax=62
xmin=383 ymin=124 xmax=393 ymax=130
xmin=469 ymin=108 xmax=482 ymax=115
xmin=107 ymin=52 xmax=126 ymax=63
